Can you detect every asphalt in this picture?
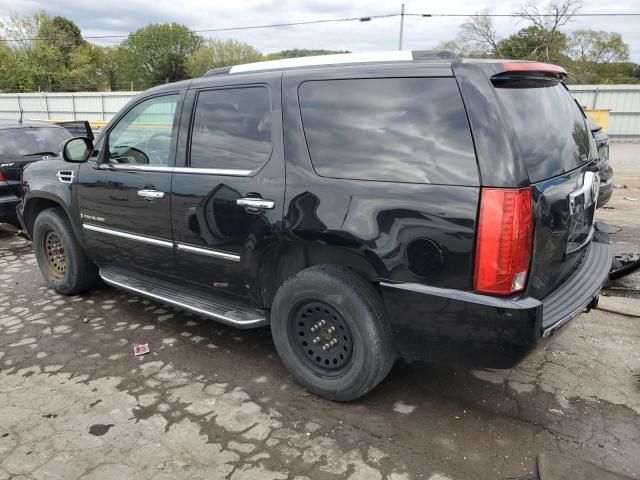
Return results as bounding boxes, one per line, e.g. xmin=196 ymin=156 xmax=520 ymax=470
xmin=0 ymin=143 xmax=639 ymax=480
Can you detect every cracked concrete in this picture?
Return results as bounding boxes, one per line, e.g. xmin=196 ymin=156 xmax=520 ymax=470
xmin=0 ymin=147 xmax=639 ymax=480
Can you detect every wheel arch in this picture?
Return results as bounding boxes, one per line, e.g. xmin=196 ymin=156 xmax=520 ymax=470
xmin=259 ymin=240 xmax=383 ymax=309
xmin=23 ymin=193 xmax=79 ymax=240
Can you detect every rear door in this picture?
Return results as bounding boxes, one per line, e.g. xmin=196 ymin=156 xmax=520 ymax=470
xmin=491 ymin=78 xmax=598 ymax=300
xmin=171 ymin=74 xmax=284 ymax=304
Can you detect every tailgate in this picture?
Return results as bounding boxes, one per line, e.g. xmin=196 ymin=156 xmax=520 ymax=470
xmin=492 ymin=79 xmax=599 ymax=300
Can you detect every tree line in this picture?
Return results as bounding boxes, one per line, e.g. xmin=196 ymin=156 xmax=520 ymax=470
xmin=0 ymin=11 xmax=350 ymax=93
xmin=438 ymin=0 xmax=639 ymax=84
xmin=0 ymin=3 xmax=638 ymax=93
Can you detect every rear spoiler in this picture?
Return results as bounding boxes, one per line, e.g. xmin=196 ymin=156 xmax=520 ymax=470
xmin=501 ymin=62 xmax=567 ymax=76
xmin=50 ymin=120 xmax=94 ymax=140
xmin=490 ymin=62 xmax=568 ymax=86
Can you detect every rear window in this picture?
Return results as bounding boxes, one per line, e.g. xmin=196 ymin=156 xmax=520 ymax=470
xmin=298 ymin=78 xmax=478 ymax=185
xmin=0 ymin=127 xmax=71 ymax=157
xmin=494 ymin=83 xmax=593 ymax=183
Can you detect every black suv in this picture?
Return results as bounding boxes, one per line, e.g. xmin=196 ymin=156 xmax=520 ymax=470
xmin=18 ymin=51 xmax=611 ymax=401
xmin=0 ymin=119 xmax=72 ymax=227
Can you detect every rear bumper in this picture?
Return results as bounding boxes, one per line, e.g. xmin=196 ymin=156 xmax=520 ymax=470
xmin=381 ymin=240 xmax=611 ymax=368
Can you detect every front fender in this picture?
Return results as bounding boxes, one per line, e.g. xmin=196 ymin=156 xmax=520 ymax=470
xmin=21 ymin=160 xmax=81 ymax=240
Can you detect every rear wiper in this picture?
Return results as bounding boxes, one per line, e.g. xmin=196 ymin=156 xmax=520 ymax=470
xmin=22 ymin=151 xmax=57 ymax=157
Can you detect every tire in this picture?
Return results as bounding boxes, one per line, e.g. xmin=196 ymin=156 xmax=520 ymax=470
xmin=33 ymin=207 xmax=98 ymax=295
xmin=270 ymin=265 xmax=395 ymax=401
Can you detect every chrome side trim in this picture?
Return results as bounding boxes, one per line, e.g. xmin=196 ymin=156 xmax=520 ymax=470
xmin=82 ymin=224 xmax=173 ymax=248
xmin=176 ymin=243 xmax=241 ymax=262
xmin=99 ymin=164 xmax=173 ymax=172
xmin=99 ymin=164 xmax=251 ymax=176
xmin=173 ymin=167 xmax=252 ymax=176
xmin=99 ymin=273 xmax=264 ymax=327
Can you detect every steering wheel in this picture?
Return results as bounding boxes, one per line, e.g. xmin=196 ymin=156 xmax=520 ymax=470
xmin=145 ymin=132 xmax=171 ymax=165
xmin=111 ymin=145 xmax=149 ymax=165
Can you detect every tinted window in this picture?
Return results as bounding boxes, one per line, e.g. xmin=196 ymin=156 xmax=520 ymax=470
xmin=190 ymin=87 xmax=272 ymax=170
xmin=494 ymin=83 xmax=594 ymax=182
xmin=298 ymin=78 xmax=478 ymax=185
xmin=0 ymin=127 xmax=71 ymax=157
xmin=108 ymin=94 xmax=178 ymax=166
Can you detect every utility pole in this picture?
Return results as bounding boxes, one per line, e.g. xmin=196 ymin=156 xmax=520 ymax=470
xmin=398 ymin=3 xmax=405 ymax=50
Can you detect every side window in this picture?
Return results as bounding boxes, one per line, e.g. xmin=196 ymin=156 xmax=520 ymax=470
xmin=107 ymin=94 xmax=178 ymax=166
xmin=189 ymin=87 xmax=272 ymax=171
xmin=298 ymin=78 xmax=478 ymax=185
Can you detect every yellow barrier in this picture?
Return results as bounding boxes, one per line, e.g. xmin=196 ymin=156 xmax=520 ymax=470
xmin=584 ymin=109 xmax=610 ymax=133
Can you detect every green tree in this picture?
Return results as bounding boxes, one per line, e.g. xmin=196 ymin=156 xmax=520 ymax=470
xmin=498 ymin=26 xmax=570 ymax=64
xmin=121 ymin=23 xmax=202 ymax=86
xmin=187 ymin=38 xmax=262 ymax=77
xmin=515 ymin=0 xmax=582 ymax=63
xmin=38 ymin=15 xmax=84 ymax=66
xmin=568 ymin=30 xmax=631 ymax=84
xmin=266 ymin=49 xmax=350 ymax=59
xmin=569 ymin=30 xmax=629 ymax=64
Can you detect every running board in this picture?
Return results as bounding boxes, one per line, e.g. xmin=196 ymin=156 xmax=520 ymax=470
xmin=99 ymin=267 xmax=268 ymax=328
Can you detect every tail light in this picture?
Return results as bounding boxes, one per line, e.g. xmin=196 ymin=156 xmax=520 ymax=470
xmin=474 ymin=187 xmax=533 ymax=295
xmin=0 ymin=170 xmax=5 ymax=182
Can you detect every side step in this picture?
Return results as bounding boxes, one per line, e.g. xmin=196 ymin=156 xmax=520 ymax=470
xmin=99 ymin=267 xmax=269 ymax=328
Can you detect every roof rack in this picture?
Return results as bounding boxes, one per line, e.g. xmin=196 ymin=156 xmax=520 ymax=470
xmin=203 ymin=50 xmax=458 ymax=77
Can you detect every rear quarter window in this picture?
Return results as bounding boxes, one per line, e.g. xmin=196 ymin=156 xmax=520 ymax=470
xmin=494 ymin=83 xmax=594 ymax=183
xmin=298 ymin=77 xmax=478 ymax=185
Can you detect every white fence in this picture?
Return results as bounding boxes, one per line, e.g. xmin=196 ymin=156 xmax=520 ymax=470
xmin=0 ymin=92 xmax=138 ymax=122
xmin=0 ymin=85 xmax=639 ymax=138
xmin=569 ymin=85 xmax=640 ymax=139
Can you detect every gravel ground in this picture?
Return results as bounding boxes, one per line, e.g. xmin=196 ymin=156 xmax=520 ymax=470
xmin=0 ymin=144 xmax=638 ymax=480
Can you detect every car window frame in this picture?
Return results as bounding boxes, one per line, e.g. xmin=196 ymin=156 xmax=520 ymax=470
xmin=185 ymin=84 xmax=274 ymax=177
xmin=96 ymin=91 xmax=184 ymax=171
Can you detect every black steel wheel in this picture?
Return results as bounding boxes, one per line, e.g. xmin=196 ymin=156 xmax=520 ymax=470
xmin=288 ymin=301 xmax=353 ymax=377
xmin=271 ymin=265 xmax=395 ymax=402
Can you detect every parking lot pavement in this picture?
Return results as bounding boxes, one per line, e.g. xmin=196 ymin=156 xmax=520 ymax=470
xmin=1 ymin=237 xmax=638 ymax=480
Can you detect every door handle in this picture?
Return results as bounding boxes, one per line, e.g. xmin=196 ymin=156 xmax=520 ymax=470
xmin=137 ymin=189 xmax=165 ymax=199
xmin=236 ymin=198 xmax=275 ymax=210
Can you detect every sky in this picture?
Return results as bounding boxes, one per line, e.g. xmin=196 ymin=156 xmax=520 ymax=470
xmin=1 ymin=0 xmax=639 ymax=62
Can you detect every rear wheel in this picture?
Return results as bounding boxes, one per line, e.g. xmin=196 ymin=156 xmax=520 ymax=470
xmin=33 ymin=208 xmax=98 ymax=294
xmin=271 ymin=265 xmax=395 ymax=401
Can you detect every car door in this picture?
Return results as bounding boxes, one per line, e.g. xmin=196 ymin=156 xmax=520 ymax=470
xmin=77 ymin=92 xmax=182 ymax=275
xmin=171 ymin=76 xmax=284 ymax=304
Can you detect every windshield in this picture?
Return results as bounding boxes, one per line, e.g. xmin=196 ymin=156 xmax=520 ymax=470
xmin=494 ymin=82 xmax=595 ymax=183
xmin=0 ymin=127 xmax=71 ymax=157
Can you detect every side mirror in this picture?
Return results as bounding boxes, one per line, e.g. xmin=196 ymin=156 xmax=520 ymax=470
xmin=62 ymin=137 xmax=94 ymax=163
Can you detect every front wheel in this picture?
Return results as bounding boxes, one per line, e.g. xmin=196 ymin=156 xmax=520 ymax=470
xmin=33 ymin=208 xmax=98 ymax=295
xmin=270 ymin=265 xmax=395 ymax=401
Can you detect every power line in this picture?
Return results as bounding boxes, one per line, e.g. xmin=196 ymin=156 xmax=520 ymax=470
xmin=1 ymin=11 xmax=640 ymax=43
